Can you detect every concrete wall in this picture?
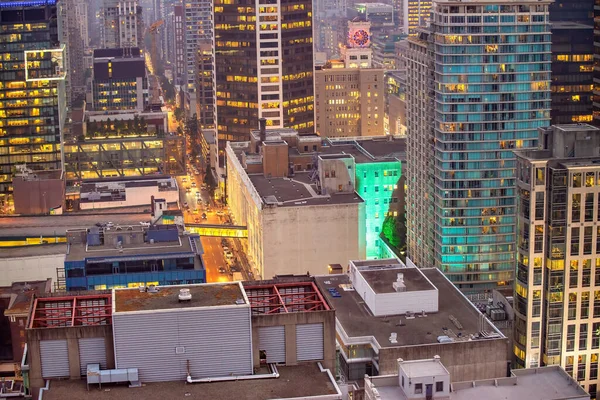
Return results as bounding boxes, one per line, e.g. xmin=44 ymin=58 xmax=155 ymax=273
xmin=0 ymin=255 xmax=64 ymax=288
xmin=261 ymin=203 xmax=365 ymax=278
xmin=27 ymin=325 xmax=114 ymax=391
xmin=251 ymin=310 xmax=336 ymax=371
xmin=13 ymin=177 xmax=65 ymax=215
xmin=378 ymin=338 xmax=509 ymax=382
xmin=263 ymin=142 xmax=289 ymax=178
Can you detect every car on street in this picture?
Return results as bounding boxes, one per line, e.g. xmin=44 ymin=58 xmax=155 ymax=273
xmin=222 ymin=246 xmax=229 ymax=252
xmin=194 ymin=217 xmax=200 ymax=223
xmin=195 ymin=192 xmax=201 ymax=199
xmin=182 ymin=177 xmax=187 ymax=183
xmin=183 ymin=202 xmax=188 ymax=208
xmin=225 ymin=251 xmax=233 ymax=260
xmin=218 ymin=266 xmax=226 ymax=274
xmin=216 ymin=210 xmax=224 ymax=216
xmin=229 ymin=264 xmax=240 ymax=273
xmin=221 ymin=239 xmax=228 ymax=246
xmin=193 ymin=207 xmax=199 ymax=214
xmin=185 ymin=187 xmax=191 ymax=193
xmin=194 ymin=170 xmax=200 ymax=175
xmin=201 ymin=183 xmax=207 ymax=190
xmin=201 ymin=213 xmax=207 ymax=220
xmin=191 ymin=182 xmax=196 ymax=187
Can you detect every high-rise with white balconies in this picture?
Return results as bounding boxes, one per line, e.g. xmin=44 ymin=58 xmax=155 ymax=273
xmin=406 ymin=0 xmax=552 ymax=294
xmin=214 ymin=0 xmax=314 ymax=145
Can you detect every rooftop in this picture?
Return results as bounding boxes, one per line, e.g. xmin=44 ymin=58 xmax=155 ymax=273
xmin=450 ymin=367 xmax=590 ymax=400
xmin=369 ymin=365 xmax=588 ymax=400
xmin=113 ymin=283 xmax=246 ymax=313
xmin=359 ymin=266 xmax=434 ymax=293
xmin=401 ymin=358 xmax=449 ymax=379
xmin=248 ymin=172 xmax=364 ymax=207
xmin=244 ymin=280 xmax=331 ymax=315
xmin=325 ymin=136 xmax=406 ymax=162
xmin=0 ymin=279 xmax=51 ymax=317
xmin=29 ymin=293 xmax=112 ymax=329
xmin=65 ymin=226 xmax=200 ymax=262
xmin=40 ymin=364 xmax=339 ymax=400
xmin=0 ymin=244 xmax=68 ymax=259
xmin=315 ymin=268 xmax=503 ymax=347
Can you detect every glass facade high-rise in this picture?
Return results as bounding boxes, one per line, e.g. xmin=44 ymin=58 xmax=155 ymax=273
xmin=214 ymin=0 xmax=314 ymax=145
xmin=407 ymin=0 xmax=552 ymax=293
xmin=0 ymin=0 xmax=67 ymax=208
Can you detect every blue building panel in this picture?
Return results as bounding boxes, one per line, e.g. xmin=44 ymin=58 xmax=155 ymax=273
xmin=66 ymin=269 xmax=206 ymax=290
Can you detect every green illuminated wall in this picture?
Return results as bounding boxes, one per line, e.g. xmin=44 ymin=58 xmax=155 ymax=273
xmin=355 ymin=160 xmax=403 ymax=259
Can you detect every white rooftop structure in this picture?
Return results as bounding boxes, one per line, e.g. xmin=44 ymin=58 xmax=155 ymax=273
xmin=349 ymin=259 xmax=438 ymax=317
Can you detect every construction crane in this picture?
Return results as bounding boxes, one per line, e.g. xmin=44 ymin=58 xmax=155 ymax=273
xmin=148 ymin=19 xmax=164 ymax=74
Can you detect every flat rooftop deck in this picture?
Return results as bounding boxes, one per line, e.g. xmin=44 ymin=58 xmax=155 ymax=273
xmin=0 ymin=244 xmax=67 ymax=259
xmin=360 ymin=267 xmax=434 ymax=293
xmin=316 ymin=268 xmax=503 ymax=347
xmin=249 ymin=172 xmax=363 ymax=207
xmin=0 ymin=214 xmax=152 ymax=237
xmin=66 ymin=230 xmax=196 ymax=262
xmin=41 ymin=364 xmax=338 ymax=400
xmin=451 ymin=367 xmax=589 ymax=400
xmin=113 ymin=283 xmax=246 ymax=313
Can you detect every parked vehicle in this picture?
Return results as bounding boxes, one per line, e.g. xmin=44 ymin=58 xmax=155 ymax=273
xmin=218 ymin=266 xmax=226 ymax=274
xmin=201 ymin=213 xmax=207 ymax=220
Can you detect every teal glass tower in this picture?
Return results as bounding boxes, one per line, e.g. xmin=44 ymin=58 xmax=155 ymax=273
xmin=408 ymin=0 xmax=552 ymax=293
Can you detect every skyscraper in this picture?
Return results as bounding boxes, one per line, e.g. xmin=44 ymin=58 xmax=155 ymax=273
xmin=514 ymin=124 xmax=600 ymax=398
xmin=101 ymin=0 xmax=144 ymax=49
xmin=0 ymin=0 xmax=67 ymax=207
xmin=402 ymin=0 xmax=432 ymax=36
xmin=214 ymin=0 xmax=314 ymax=144
xmin=183 ymin=0 xmax=213 ymax=118
xmin=166 ymin=4 xmax=185 ymax=86
xmin=406 ymin=0 xmax=552 ymax=293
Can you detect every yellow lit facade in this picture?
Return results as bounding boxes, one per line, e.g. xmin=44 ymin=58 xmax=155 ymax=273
xmin=214 ymin=0 xmax=314 ymax=145
xmin=0 ymin=4 xmax=66 ymax=204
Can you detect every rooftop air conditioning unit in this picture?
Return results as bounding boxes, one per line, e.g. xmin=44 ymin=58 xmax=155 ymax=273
xmin=178 ymin=288 xmax=192 ymax=302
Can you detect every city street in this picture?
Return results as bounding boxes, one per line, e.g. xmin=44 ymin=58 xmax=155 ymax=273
xmin=175 ymin=162 xmax=251 ymax=284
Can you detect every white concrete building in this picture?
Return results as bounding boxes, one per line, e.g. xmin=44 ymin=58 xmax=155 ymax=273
xmin=226 ymin=137 xmax=366 ymax=280
xmin=0 ymin=246 xmax=67 ymax=289
xmin=79 ymin=178 xmax=179 ymax=210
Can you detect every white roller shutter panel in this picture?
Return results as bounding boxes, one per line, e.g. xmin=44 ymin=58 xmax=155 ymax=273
xmin=40 ymin=340 xmax=70 ymax=378
xmin=258 ymin=326 xmax=286 ymax=364
xmin=296 ymin=323 xmax=324 ymax=361
xmin=79 ymin=337 xmax=107 ymax=375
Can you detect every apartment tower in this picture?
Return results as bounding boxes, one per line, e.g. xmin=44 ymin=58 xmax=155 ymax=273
xmin=403 ymin=0 xmax=432 ymax=36
xmin=514 ymin=124 xmax=600 ymax=398
xmin=183 ymin=0 xmax=213 ymax=118
xmin=101 ymin=0 xmax=144 ymax=49
xmin=214 ymin=0 xmax=314 ymax=144
xmin=0 ymin=0 xmax=67 ymax=207
xmin=406 ymin=0 xmax=552 ymax=293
